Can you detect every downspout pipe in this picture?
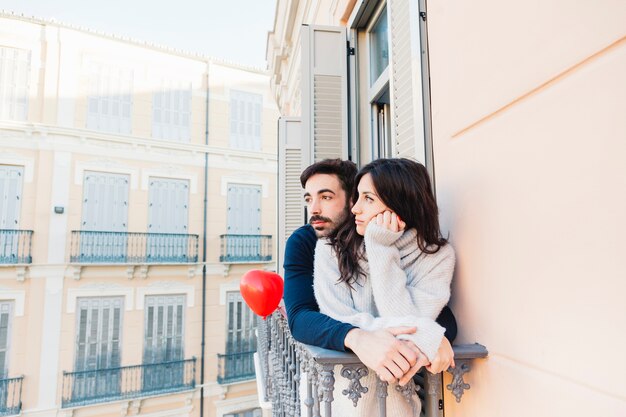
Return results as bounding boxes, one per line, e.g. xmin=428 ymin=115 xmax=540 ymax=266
xmin=200 ymin=61 xmax=210 ymax=417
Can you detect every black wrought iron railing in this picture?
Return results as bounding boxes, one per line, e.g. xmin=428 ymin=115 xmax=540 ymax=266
xmin=70 ymin=231 xmax=199 ymax=263
xmin=61 ymin=358 xmax=196 ymax=408
xmin=217 ymin=351 xmax=256 ymax=384
xmin=0 ymin=376 xmax=23 ymax=416
xmin=0 ymin=230 xmax=33 ymax=264
xmin=219 ymin=234 xmax=272 ymax=263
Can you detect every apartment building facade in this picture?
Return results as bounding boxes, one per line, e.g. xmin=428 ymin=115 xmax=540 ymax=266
xmin=0 ymin=12 xmax=278 ymax=417
xmin=266 ymin=0 xmax=626 ymax=416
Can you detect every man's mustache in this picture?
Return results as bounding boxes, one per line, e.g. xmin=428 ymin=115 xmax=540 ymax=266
xmin=309 ymin=215 xmax=332 ymax=224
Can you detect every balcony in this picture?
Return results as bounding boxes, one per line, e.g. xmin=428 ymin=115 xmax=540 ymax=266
xmin=256 ymin=311 xmax=488 ymax=417
xmin=0 ymin=230 xmax=33 ymax=264
xmin=0 ymin=376 xmax=23 ymax=416
xmin=61 ymin=358 xmax=196 ymax=408
xmin=70 ymin=231 xmax=199 ymax=264
xmin=217 ymin=351 xmax=256 ymax=384
xmin=219 ymin=234 xmax=272 ymax=263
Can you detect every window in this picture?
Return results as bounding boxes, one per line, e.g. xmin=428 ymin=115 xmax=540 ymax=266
xmin=86 ymin=61 xmax=133 ymax=134
xmin=152 ymin=81 xmax=191 ymax=142
xmin=369 ymin=6 xmax=389 ymax=86
xmin=224 ymin=409 xmax=262 ymax=417
xmin=81 ymin=171 xmax=129 ymax=232
xmin=230 ymin=90 xmax=262 ymax=151
xmin=0 ymin=47 xmax=30 ymax=121
xmin=367 ymin=3 xmax=392 ymax=158
xmin=75 ymin=297 xmax=123 ymax=371
xmin=0 ymin=301 xmax=13 ymax=378
xmin=143 ymin=295 xmax=185 ymax=391
xmin=223 ymin=292 xmax=257 ymax=380
xmin=143 ymin=295 xmax=185 ymax=363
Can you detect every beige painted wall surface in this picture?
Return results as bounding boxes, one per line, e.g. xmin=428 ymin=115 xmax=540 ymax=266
xmin=429 ymin=1 xmax=626 ymax=415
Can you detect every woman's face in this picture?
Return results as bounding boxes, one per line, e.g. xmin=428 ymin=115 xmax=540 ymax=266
xmin=351 ymin=173 xmax=390 ymax=236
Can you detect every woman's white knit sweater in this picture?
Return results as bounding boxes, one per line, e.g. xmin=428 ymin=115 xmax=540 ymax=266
xmin=313 ymin=222 xmax=456 ymax=362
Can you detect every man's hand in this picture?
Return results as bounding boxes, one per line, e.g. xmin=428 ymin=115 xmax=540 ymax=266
xmin=425 ymin=336 xmax=455 ymax=374
xmin=344 ymin=327 xmax=419 ymax=382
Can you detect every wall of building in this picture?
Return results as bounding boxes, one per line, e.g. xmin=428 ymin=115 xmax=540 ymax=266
xmin=1 ymin=12 xmax=278 ymax=417
xmin=429 ymin=1 xmax=626 ymax=415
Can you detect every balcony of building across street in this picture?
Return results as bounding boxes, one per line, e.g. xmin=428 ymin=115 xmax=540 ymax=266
xmin=60 ymin=358 xmax=196 ymax=408
xmin=69 ymin=231 xmax=199 ymax=264
xmin=0 ymin=375 xmax=24 ymax=416
xmin=0 ymin=229 xmax=33 ymax=265
xmin=217 ymin=350 xmax=257 ymax=384
xmin=219 ymin=234 xmax=272 ymax=263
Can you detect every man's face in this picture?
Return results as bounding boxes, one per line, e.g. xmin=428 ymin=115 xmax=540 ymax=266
xmin=303 ymin=173 xmax=350 ymax=237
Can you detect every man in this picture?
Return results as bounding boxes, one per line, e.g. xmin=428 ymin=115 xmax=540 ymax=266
xmin=283 ymin=159 xmax=456 ymax=384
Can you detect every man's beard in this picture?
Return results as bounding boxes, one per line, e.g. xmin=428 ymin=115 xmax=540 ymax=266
xmin=309 ymin=205 xmax=350 ymax=237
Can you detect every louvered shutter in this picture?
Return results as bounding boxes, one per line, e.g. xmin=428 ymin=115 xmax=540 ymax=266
xmin=227 ymin=184 xmax=261 ymax=235
xmin=0 ymin=301 xmax=13 ymax=377
xmin=75 ymin=297 xmax=123 ymax=371
xmin=0 ymin=47 xmax=30 ymax=121
xmin=277 ymin=117 xmax=304 ymax=275
xmin=301 ymin=25 xmax=349 ymax=164
xmin=0 ymin=165 xmax=23 ymax=229
xmin=82 ymin=172 xmax=129 ymax=232
xmin=390 ymin=0 xmax=427 ymax=162
xmin=144 ymin=295 xmax=185 ymax=363
xmin=148 ymin=178 xmax=189 ymax=233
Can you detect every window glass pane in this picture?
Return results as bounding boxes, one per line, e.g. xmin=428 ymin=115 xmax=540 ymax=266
xmin=369 ymin=6 xmax=389 ymax=85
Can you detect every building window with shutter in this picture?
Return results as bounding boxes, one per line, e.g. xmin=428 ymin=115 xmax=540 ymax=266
xmin=230 ymin=90 xmax=262 ymax=151
xmin=224 ymin=292 xmax=258 ymax=381
xmin=73 ymin=297 xmax=123 ymax=399
xmin=85 ymin=61 xmax=133 ymax=135
xmin=0 ymin=301 xmax=14 ymax=378
xmin=147 ymin=177 xmax=190 ymax=262
xmin=0 ymin=47 xmax=30 ymax=121
xmin=152 ymin=81 xmax=191 ymax=142
xmin=143 ymin=295 xmax=185 ymax=391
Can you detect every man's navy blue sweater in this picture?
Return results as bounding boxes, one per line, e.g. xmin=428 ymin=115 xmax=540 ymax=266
xmin=282 ymin=224 xmax=457 ymax=352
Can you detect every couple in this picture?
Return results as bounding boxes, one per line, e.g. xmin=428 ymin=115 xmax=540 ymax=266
xmin=283 ymin=158 xmax=456 ymax=416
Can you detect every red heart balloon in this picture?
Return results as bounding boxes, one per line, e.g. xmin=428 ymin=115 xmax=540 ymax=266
xmin=240 ymin=270 xmax=284 ymax=319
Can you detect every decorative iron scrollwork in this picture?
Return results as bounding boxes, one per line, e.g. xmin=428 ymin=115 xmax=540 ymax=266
xmin=446 ymin=362 xmax=471 ymax=402
xmin=340 ymin=365 xmax=369 ymax=407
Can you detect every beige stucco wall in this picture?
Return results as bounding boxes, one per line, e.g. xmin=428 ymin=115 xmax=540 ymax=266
xmin=428 ymin=1 xmax=626 ymax=415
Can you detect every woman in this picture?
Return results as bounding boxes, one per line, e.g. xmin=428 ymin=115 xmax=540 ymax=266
xmin=313 ymin=158 xmax=455 ymax=417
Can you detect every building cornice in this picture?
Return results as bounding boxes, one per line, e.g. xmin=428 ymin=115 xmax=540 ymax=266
xmin=0 ymin=10 xmax=268 ymax=74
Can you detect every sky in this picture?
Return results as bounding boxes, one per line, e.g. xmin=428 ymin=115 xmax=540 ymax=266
xmin=1 ymin=0 xmax=277 ymax=68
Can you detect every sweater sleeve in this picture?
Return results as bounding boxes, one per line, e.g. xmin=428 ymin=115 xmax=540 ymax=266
xmin=313 ymin=240 xmax=444 ymax=360
xmin=283 ymin=226 xmax=355 ymax=351
xmin=363 ymin=223 xmax=456 ymax=360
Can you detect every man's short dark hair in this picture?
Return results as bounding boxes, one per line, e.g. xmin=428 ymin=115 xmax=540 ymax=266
xmin=300 ymin=158 xmax=358 ymax=197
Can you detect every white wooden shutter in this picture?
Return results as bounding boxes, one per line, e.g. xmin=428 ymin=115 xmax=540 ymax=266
xmin=230 ymin=90 xmax=263 ymax=151
xmin=82 ymin=171 xmax=129 ymax=232
xmin=148 ymin=178 xmax=189 ymax=234
xmin=86 ymin=61 xmax=133 ymax=135
xmin=278 ymin=117 xmax=304 ymax=275
xmin=301 ymin=25 xmax=349 ymax=164
xmin=0 ymin=47 xmax=30 ymax=121
xmin=390 ymin=0 xmax=427 ymax=162
xmin=152 ymin=81 xmax=192 ymax=142
xmin=0 ymin=301 xmax=13 ymax=377
xmin=227 ymin=184 xmax=261 ymax=235
xmin=75 ymin=297 xmax=123 ymax=371
xmin=226 ymin=292 xmax=258 ymax=355
xmin=144 ymin=295 xmax=185 ymax=363
xmin=0 ymin=165 xmax=23 ymax=229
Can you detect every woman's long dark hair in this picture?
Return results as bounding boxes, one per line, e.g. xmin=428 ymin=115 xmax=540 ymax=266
xmin=329 ymin=158 xmax=448 ymax=285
